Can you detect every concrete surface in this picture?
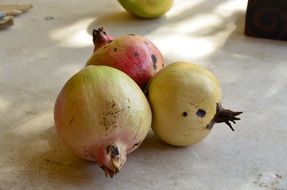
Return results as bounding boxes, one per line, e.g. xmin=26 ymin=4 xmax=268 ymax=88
xmin=1 ymin=0 xmax=287 ymax=189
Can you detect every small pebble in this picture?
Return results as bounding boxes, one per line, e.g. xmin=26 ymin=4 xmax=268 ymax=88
xmin=44 ymin=16 xmax=54 ymax=20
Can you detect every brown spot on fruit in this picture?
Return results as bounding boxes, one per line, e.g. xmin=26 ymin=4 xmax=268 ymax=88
xmin=102 ymin=100 xmax=121 ymax=126
xmin=69 ymin=117 xmax=75 ymax=126
xmin=134 ymin=52 xmax=139 ymax=57
xmin=182 ymin=112 xmax=188 ymax=117
xmin=113 ymin=48 xmax=117 ymax=52
xmin=128 ymin=34 xmax=136 ymax=36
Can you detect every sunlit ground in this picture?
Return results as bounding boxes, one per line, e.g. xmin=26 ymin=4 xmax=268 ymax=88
xmin=0 ymin=97 xmax=11 ymax=113
xmin=49 ymin=0 xmax=246 ymax=60
xmin=50 ymin=18 xmax=95 ymax=48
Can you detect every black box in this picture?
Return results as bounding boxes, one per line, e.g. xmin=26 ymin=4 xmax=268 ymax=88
xmin=245 ymin=0 xmax=287 ymax=41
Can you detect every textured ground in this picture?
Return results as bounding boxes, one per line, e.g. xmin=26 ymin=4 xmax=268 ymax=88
xmin=1 ymin=0 xmax=287 ymax=189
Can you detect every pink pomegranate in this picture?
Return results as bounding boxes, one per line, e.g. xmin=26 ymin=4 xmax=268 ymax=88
xmin=87 ymin=28 xmax=165 ymax=89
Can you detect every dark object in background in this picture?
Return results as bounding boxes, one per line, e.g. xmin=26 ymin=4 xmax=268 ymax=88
xmin=245 ymin=0 xmax=287 ymax=41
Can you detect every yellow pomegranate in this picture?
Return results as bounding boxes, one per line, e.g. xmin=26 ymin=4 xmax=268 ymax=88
xmin=147 ymin=62 xmax=242 ymax=146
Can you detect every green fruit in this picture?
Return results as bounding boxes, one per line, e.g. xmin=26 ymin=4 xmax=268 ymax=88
xmin=148 ymin=62 xmax=242 ymax=146
xmin=117 ymin=0 xmax=173 ymax=18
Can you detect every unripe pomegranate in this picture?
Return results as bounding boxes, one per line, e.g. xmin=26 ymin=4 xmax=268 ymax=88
xmin=87 ymin=28 xmax=165 ymax=89
xmin=54 ymin=65 xmax=152 ymax=177
xmin=147 ymin=62 xmax=242 ymax=146
xmin=117 ymin=0 xmax=174 ymax=18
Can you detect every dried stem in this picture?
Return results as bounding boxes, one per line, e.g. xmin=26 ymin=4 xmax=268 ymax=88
xmin=99 ymin=144 xmax=126 ymax=178
xmin=207 ymin=103 xmax=242 ymax=131
xmin=92 ymin=27 xmax=113 ymax=52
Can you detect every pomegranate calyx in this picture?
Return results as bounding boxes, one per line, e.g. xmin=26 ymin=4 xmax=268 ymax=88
xmin=207 ymin=103 xmax=242 ymax=131
xmin=92 ymin=27 xmax=113 ymax=52
xmin=100 ymin=164 xmax=119 ymax=178
xmin=99 ymin=144 xmax=127 ymax=178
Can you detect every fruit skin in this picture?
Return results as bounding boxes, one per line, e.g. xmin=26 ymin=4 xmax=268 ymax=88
xmin=147 ymin=62 xmax=242 ymax=146
xmin=54 ymin=65 xmax=152 ymax=177
xmin=117 ymin=0 xmax=173 ymax=18
xmin=87 ymin=32 xmax=164 ymax=89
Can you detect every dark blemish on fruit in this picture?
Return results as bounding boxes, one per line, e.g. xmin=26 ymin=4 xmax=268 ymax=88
xmin=113 ymin=48 xmax=117 ymax=52
xmin=151 ymin=54 xmax=157 ymax=64
xmin=162 ymin=63 xmax=164 ymax=67
xmin=144 ymin=41 xmax=149 ymax=45
xmin=182 ymin=112 xmax=188 ymax=117
xmin=127 ymin=106 xmax=130 ymax=109
xmin=134 ymin=52 xmax=139 ymax=57
xmin=128 ymin=34 xmax=136 ymax=36
xmin=133 ymin=142 xmax=140 ymax=148
xmin=108 ymin=40 xmax=112 ymax=43
xmin=69 ymin=117 xmax=75 ymax=126
xmin=45 ymin=159 xmax=61 ymax=165
xmin=151 ymin=54 xmax=157 ymax=70
xmin=197 ymin=109 xmax=206 ymax=118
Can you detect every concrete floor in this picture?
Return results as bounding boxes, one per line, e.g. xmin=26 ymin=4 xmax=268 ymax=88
xmin=1 ymin=0 xmax=287 ymax=189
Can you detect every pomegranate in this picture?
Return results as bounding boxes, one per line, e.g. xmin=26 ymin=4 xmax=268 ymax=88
xmin=54 ymin=65 xmax=152 ymax=177
xmin=147 ymin=62 xmax=242 ymax=146
xmin=87 ymin=28 xmax=165 ymax=89
xmin=117 ymin=0 xmax=174 ymax=18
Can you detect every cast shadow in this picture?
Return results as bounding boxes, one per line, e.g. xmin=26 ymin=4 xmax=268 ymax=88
xmin=87 ymin=11 xmax=169 ymax=36
xmin=20 ymin=126 xmax=105 ymax=186
xmin=18 ymin=125 xmax=187 ymax=185
xmin=216 ymin=9 xmax=287 ymax=60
